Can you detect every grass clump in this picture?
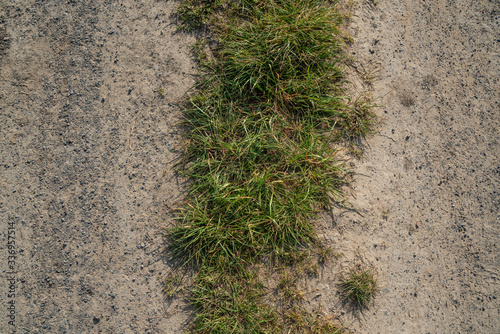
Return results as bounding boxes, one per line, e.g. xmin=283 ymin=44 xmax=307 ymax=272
xmin=340 ymin=268 xmax=378 ymax=308
xmin=166 ymin=0 xmax=377 ymax=332
xmin=168 ymin=110 xmax=345 ymax=266
xmin=277 ymin=270 xmax=303 ymax=300
xmin=189 ymin=267 xmax=280 ymax=333
xmin=284 ymin=306 xmax=344 ymax=334
xmin=177 ymin=0 xmax=266 ymax=31
xmin=163 ymin=272 xmax=183 ymax=299
xmin=218 ymin=0 xmax=346 ymax=111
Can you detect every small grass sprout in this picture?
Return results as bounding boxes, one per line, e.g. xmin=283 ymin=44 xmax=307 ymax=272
xmin=341 ymin=267 xmax=378 ymax=308
xmin=158 ymin=87 xmax=165 ymax=98
xmin=285 ymin=306 xmax=344 ymax=334
xmin=163 ymin=272 xmax=184 ymax=299
xmin=277 ymin=270 xmax=303 ymax=300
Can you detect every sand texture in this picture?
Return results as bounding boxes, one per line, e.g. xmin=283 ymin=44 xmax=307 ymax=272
xmin=315 ymin=0 xmax=499 ymax=332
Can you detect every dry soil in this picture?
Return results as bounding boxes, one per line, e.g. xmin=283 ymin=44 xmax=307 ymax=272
xmin=312 ymin=0 xmax=499 ymax=333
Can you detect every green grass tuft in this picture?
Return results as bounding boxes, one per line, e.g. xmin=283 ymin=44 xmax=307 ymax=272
xmin=165 ymin=0 xmax=377 ymax=332
xmin=340 ymin=268 xmax=378 ymax=308
xmin=189 ymin=267 xmax=280 ymax=333
xmin=285 ymin=306 xmax=344 ymax=334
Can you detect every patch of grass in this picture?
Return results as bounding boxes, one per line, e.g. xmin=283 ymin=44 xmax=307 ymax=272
xmin=176 ymin=0 xmax=213 ymax=32
xmin=277 ymin=270 xmax=303 ymax=300
xmin=168 ymin=101 xmax=346 ymax=267
xmin=340 ymin=94 xmax=378 ymax=141
xmin=177 ymin=0 xmax=266 ymax=32
xmin=217 ymin=0 xmax=347 ymax=113
xmin=191 ymin=39 xmax=209 ymax=66
xmin=158 ymin=87 xmax=166 ymax=98
xmin=285 ymin=306 xmax=344 ymax=334
xmin=340 ymin=267 xmax=378 ymax=308
xmin=165 ymin=0 xmax=377 ymax=332
xmin=189 ymin=267 xmax=280 ymax=333
xmin=163 ymin=272 xmax=183 ymax=299
xmin=316 ymin=242 xmax=335 ymax=264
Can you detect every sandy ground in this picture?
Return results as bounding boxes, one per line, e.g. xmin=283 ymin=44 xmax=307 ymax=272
xmin=0 ymin=0 xmax=195 ymax=332
xmin=310 ymin=0 xmax=499 ymax=333
xmin=0 ymin=0 xmax=498 ymax=333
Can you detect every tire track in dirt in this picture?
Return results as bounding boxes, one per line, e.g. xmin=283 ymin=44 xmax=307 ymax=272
xmin=0 ymin=0 xmax=194 ymax=332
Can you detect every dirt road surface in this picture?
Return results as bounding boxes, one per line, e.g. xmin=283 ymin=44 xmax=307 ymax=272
xmin=312 ymin=0 xmax=499 ymax=333
xmin=0 ymin=0 xmax=498 ymax=333
xmin=0 ymin=0 xmax=194 ymax=332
